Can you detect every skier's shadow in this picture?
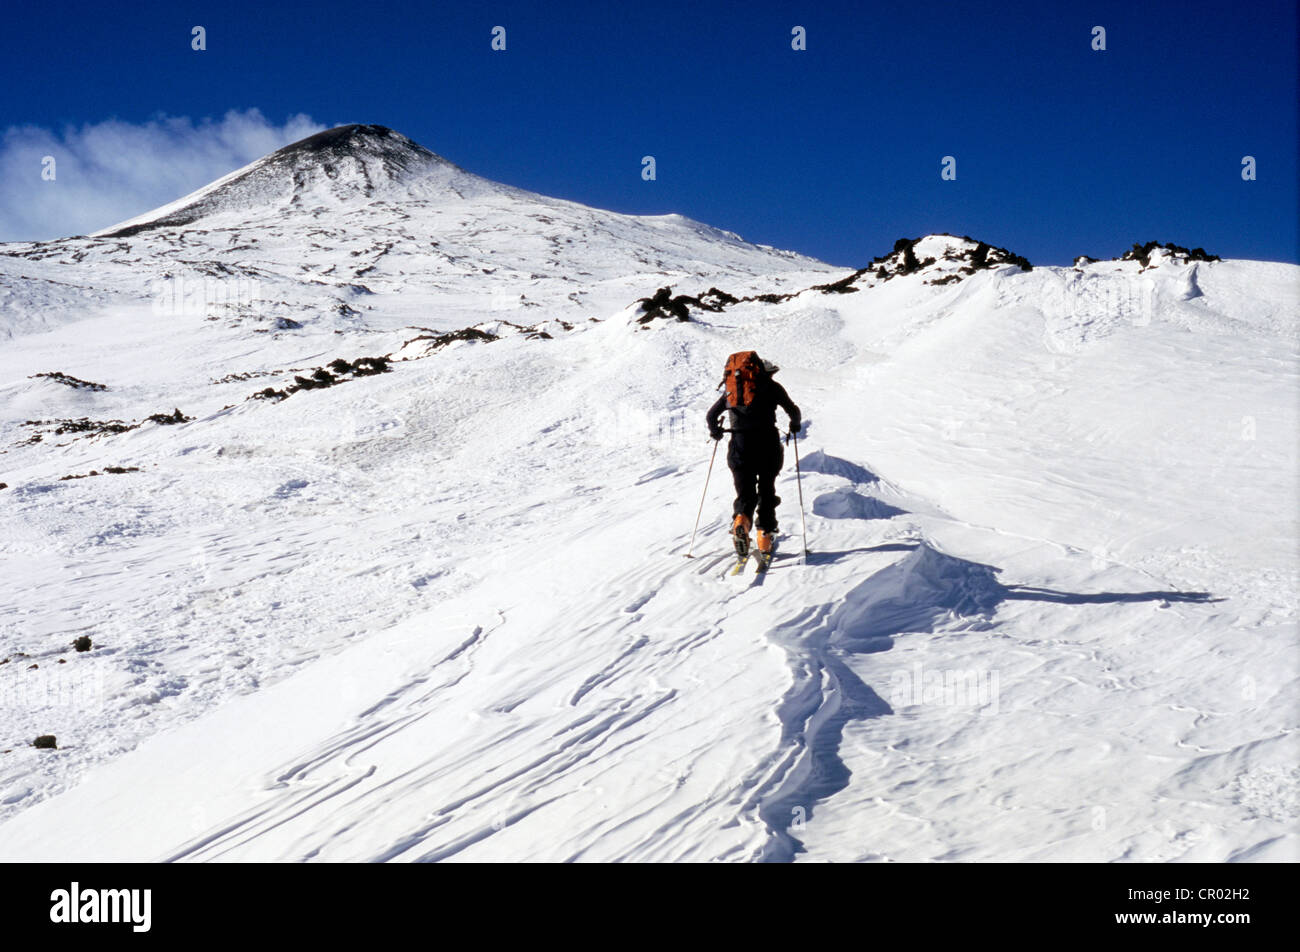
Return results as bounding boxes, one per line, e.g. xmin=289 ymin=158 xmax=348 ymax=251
xmin=801 ymin=547 xmax=1222 ymax=605
xmin=800 ymin=543 xmax=917 ymax=565
xmin=1001 ymin=585 xmax=1223 ymax=605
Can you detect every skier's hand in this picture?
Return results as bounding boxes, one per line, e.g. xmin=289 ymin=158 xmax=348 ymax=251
xmin=709 ymin=425 xmax=724 ymax=441
xmin=788 ymin=420 xmax=802 ymax=437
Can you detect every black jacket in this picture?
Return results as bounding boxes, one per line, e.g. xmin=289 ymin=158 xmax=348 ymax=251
xmin=707 ymin=377 xmax=801 ymax=435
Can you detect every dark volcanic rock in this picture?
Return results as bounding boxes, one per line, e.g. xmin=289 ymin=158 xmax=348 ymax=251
xmin=1120 ymin=241 xmax=1221 ymax=269
xmin=30 ymin=372 xmax=108 ymax=391
xmin=249 ymin=355 xmax=391 ymax=402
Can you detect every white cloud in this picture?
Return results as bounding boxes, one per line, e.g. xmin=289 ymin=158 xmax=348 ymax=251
xmin=0 ymin=109 xmax=326 ymax=242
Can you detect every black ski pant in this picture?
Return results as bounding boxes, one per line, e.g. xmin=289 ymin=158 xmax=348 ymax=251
xmin=728 ymin=428 xmax=783 ymax=533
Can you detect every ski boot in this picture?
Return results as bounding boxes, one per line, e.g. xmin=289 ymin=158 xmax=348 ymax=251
xmin=732 ymin=513 xmax=752 ymax=563
xmin=755 ymin=529 xmax=776 ymax=572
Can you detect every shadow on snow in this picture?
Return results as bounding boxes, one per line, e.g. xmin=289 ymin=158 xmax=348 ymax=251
xmin=755 ymin=541 xmax=1220 ymax=861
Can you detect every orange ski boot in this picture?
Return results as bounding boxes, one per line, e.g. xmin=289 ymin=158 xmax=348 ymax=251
xmin=732 ymin=513 xmax=752 ymax=562
xmin=755 ymin=529 xmax=776 ymax=572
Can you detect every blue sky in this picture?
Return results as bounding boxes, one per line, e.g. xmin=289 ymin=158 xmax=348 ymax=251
xmin=2 ymin=0 xmax=1296 ymax=265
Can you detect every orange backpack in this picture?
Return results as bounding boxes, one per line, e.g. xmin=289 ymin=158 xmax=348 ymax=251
xmin=721 ymin=351 xmax=765 ymax=408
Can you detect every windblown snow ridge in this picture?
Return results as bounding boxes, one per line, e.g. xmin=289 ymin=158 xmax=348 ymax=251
xmin=754 ymin=540 xmax=1003 ymax=861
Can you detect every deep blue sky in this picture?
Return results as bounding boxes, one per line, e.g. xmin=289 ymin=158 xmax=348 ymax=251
xmin=3 ymin=0 xmax=1296 ymax=265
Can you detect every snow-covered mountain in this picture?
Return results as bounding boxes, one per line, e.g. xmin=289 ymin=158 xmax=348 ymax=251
xmin=0 ymin=126 xmax=1296 ymax=862
xmin=92 ymin=124 xmax=494 ymax=236
xmin=0 ymin=124 xmax=830 ymax=341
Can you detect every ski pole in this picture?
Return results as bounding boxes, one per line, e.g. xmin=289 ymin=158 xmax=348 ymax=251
xmin=792 ymin=430 xmax=809 ymax=562
xmin=685 ymin=438 xmax=719 ymax=558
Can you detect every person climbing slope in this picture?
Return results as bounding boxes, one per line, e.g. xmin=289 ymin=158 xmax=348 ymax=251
xmin=706 ymin=351 xmax=801 ymax=570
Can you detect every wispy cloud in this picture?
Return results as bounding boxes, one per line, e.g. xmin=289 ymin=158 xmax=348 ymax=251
xmin=0 ymin=109 xmax=325 ymax=242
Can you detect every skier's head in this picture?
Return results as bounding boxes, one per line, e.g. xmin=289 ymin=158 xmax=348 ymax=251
xmin=761 ymin=358 xmax=779 ymax=375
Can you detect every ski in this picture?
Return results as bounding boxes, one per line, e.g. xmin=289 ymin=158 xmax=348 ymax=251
xmin=723 ymin=533 xmax=779 ymax=576
xmin=752 ymin=531 xmax=778 ymax=574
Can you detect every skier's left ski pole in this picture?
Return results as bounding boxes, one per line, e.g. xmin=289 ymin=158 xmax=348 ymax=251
xmin=685 ymin=438 xmax=719 ymax=558
xmin=791 ymin=429 xmax=809 ymax=562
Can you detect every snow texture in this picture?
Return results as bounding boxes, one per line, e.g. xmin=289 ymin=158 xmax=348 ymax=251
xmin=0 ymin=125 xmax=1296 ymax=863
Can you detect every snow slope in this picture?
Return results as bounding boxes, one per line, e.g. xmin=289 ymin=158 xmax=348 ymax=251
xmin=0 ymin=131 xmax=1295 ymax=862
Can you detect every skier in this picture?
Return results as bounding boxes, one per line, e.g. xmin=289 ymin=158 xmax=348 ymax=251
xmin=706 ymin=351 xmax=801 ymax=569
